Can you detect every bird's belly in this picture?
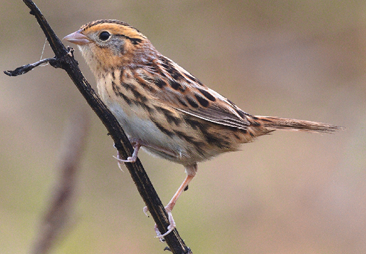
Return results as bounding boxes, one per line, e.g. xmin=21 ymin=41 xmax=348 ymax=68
xmin=107 ymin=102 xmax=198 ymax=164
xmin=103 ymin=93 xmax=243 ymax=165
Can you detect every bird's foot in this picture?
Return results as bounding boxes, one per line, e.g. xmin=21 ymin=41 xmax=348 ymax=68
xmin=114 ymin=139 xmax=141 ymax=163
xmin=143 ymin=206 xmax=176 ymax=240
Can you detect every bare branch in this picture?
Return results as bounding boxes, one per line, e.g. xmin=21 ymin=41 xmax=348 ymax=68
xmin=30 ymin=110 xmax=89 ymax=254
xmin=5 ymin=0 xmax=192 ymax=253
xmin=4 ymin=57 xmax=56 ymax=76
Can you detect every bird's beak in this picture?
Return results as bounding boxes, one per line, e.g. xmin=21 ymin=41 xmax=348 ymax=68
xmin=63 ymin=30 xmax=90 ymax=45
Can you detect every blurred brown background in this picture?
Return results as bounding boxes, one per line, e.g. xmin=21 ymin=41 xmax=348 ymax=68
xmin=1 ymin=1 xmax=365 ymax=253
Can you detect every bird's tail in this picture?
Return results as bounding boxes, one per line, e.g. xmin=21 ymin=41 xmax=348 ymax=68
xmin=252 ymin=116 xmax=341 ymax=134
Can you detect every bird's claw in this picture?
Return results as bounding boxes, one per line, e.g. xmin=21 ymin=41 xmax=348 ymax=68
xmin=143 ymin=206 xmax=150 ymax=217
xmin=144 ymin=206 xmax=176 ymax=240
xmin=114 ymin=139 xmax=141 ymax=164
xmin=114 ymin=155 xmax=137 ymax=163
xmin=155 ymin=209 xmax=176 ymax=239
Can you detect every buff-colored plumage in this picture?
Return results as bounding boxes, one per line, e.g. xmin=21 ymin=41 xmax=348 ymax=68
xmin=64 ymin=19 xmax=339 ymax=238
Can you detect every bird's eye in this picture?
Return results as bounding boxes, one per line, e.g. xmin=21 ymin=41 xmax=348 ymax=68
xmin=99 ymin=31 xmax=111 ymax=41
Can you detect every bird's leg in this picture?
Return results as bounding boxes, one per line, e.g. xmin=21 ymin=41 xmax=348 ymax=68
xmin=115 ymin=139 xmax=141 ymax=163
xmin=115 ymin=139 xmax=198 ymax=239
xmin=147 ymin=164 xmax=197 ymax=239
xmin=114 ymin=138 xmax=177 ymax=163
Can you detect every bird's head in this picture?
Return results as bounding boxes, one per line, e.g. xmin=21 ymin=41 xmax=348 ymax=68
xmin=64 ymin=19 xmax=157 ymax=75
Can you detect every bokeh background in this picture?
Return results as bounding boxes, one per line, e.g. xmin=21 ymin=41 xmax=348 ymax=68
xmin=1 ymin=1 xmax=365 ymax=253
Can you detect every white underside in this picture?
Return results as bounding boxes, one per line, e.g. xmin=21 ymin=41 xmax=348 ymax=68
xmin=107 ymin=102 xmax=193 ymax=164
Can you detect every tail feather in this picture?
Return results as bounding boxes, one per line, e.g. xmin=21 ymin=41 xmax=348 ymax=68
xmin=254 ymin=116 xmax=341 ymax=134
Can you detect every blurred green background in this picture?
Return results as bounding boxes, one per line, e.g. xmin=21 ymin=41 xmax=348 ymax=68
xmin=1 ymin=1 xmax=365 ymax=253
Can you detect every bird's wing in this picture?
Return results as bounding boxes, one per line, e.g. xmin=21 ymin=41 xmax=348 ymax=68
xmin=137 ymin=57 xmax=250 ymax=130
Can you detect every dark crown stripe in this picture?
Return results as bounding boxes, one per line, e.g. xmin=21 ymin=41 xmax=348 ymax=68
xmin=81 ymin=19 xmax=141 ymax=33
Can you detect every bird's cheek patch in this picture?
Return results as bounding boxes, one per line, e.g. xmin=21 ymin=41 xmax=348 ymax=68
xmin=107 ymin=38 xmax=125 ymax=56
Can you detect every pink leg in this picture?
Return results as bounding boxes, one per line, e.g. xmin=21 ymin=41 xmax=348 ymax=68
xmin=115 ymin=138 xmax=177 ymax=163
xmin=116 ymin=140 xmax=141 ymax=163
xmin=115 ymin=139 xmax=198 ymax=239
xmin=153 ymin=164 xmax=198 ymax=238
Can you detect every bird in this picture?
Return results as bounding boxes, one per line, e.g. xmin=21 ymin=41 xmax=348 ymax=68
xmin=63 ymin=19 xmax=339 ymax=238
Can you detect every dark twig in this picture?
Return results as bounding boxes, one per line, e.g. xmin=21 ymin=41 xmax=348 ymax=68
xmin=4 ymin=57 xmax=56 ymax=76
xmin=30 ymin=110 xmax=89 ymax=254
xmin=6 ymin=0 xmax=191 ymax=253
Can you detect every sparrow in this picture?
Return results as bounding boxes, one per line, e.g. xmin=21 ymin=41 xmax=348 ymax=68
xmin=64 ymin=19 xmax=339 ymax=238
